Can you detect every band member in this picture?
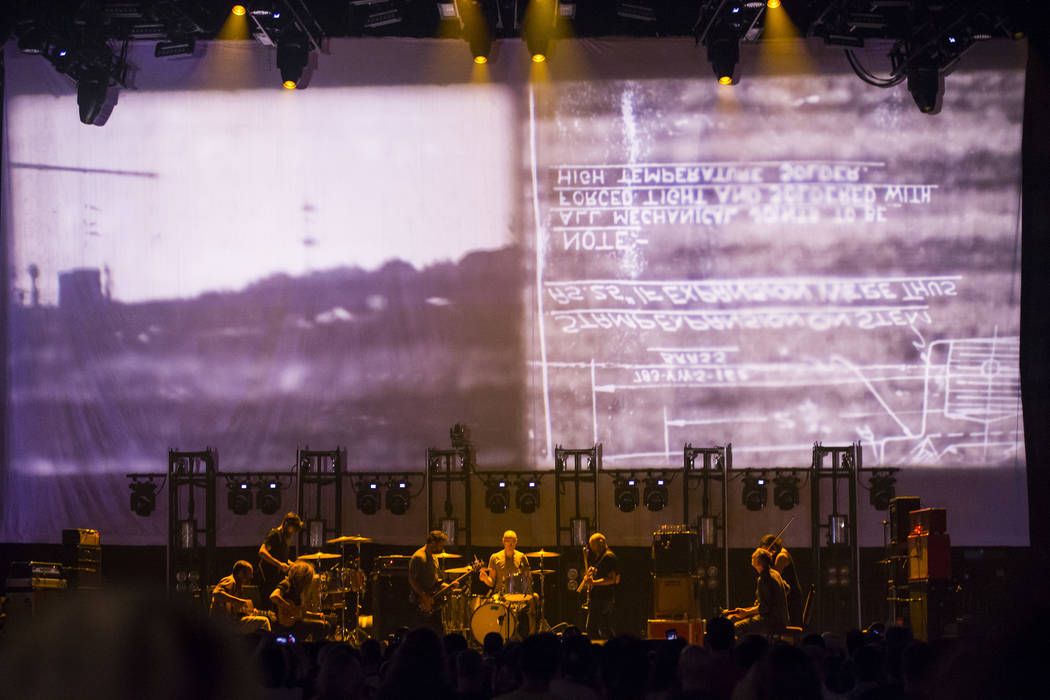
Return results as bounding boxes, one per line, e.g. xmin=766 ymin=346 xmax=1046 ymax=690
xmin=408 ymin=530 xmax=449 ymax=633
xmin=257 ymin=512 xmax=303 ymax=604
xmin=210 ymin=560 xmax=273 ymax=633
xmin=578 ymin=532 xmax=619 ymax=639
xmin=760 ymin=533 xmax=804 ymax=626
xmin=269 ymin=560 xmax=330 ymax=641
xmin=725 ymin=548 xmax=789 ymax=636
xmin=480 ymin=530 xmax=538 ymax=635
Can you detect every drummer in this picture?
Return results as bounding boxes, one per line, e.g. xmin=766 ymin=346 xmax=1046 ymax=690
xmin=480 ymin=530 xmax=538 ymax=635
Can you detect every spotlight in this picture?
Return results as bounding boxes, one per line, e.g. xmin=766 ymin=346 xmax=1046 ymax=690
xmin=386 ymin=480 xmax=410 ymax=515
xmin=644 ymin=477 xmax=668 ymax=512
xmin=486 ymin=479 xmax=510 ymax=514
xmin=357 ymin=481 xmax=381 ymax=515
xmin=227 ymin=478 xmax=253 ymax=515
xmin=614 ymin=478 xmax=639 ymax=513
xmin=742 ymin=475 xmax=767 ymax=511
xmin=907 ymin=63 xmax=941 ymax=114
xmin=257 ymin=479 xmax=282 ymax=515
xmin=524 ymin=0 xmax=555 ymax=63
xmin=276 ymin=30 xmax=309 ymax=89
xmin=773 ymin=473 xmax=800 ymax=511
xmin=707 ymin=30 xmax=739 ymax=85
xmin=868 ymin=471 xmax=897 ymax=511
xmin=130 ymin=480 xmax=157 ymax=517
xmin=232 ymin=4 xmax=247 ymax=16
xmin=77 ymin=70 xmax=109 ymax=125
xmin=516 ymin=479 xmax=540 ymax=514
xmin=458 ymin=0 xmax=492 ymax=64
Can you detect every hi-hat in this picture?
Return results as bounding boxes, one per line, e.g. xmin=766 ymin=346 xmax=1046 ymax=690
xmin=298 ymin=552 xmax=341 ymax=561
xmin=435 ymin=552 xmax=462 ymax=559
xmin=524 ymin=550 xmax=560 ymax=558
xmin=327 ymin=535 xmax=373 ymax=545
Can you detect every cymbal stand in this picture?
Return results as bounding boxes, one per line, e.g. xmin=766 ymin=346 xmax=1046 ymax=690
xmin=535 ymin=555 xmax=552 ymax=633
xmin=344 ymin=541 xmax=368 ymax=646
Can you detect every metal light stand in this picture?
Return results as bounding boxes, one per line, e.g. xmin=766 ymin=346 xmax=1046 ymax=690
xmin=553 ymin=443 xmax=601 ymax=627
xmin=810 ymin=442 xmax=862 ymax=631
xmin=425 ymin=436 xmax=473 ymax=547
xmin=296 ymin=447 xmax=345 ymax=637
xmin=683 ymin=443 xmax=731 ymax=613
xmin=167 ymin=448 xmax=217 ymax=602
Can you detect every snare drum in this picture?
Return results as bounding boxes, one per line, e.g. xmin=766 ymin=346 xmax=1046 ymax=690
xmin=470 ymin=601 xmax=516 ymax=645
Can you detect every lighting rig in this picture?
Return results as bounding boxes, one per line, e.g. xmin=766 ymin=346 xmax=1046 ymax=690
xmin=248 ymin=0 xmax=325 ymax=89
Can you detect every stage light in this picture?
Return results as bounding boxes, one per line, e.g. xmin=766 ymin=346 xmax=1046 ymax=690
xmin=257 ymin=479 xmax=282 ymax=515
xmin=767 ymin=0 xmax=780 ymax=8
xmin=154 ymin=40 xmax=196 ymax=57
xmin=742 ymin=475 xmax=767 ymax=511
xmin=516 ymin=479 xmax=540 ymax=514
xmin=644 ymin=477 xmax=668 ymax=512
xmin=357 ymin=482 xmax=381 ymax=515
xmin=226 ymin=478 xmax=253 ymax=515
xmin=531 ymin=53 xmax=547 ymax=63
xmin=524 ymin=0 xmax=555 ymax=63
xmin=276 ymin=31 xmax=309 ymax=89
xmin=474 ymin=55 xmax=487 ymax=64
xmin=708 ymin=33 xmax=739 ymax=85
xmin=386 ymin=481 xmax=410 ymax=515
xmin=773 ymin=473 xmax=800 ymax=511
xmin=77 ymin=70 xmax=109 ymax=125
xmin=486 ymin=479 xmax=510 ymax=514
xmin=907 ymin=63 xmax=941 ymax=114
xmin=130 ymin=480 xmax=157 ymax=517
xmin=614 ymin=478 xmax=639 ymax=513
xmin=868 ymin=471 xmax=897 ymax=510
xmin=232 ymin=4 xmax=247 ymax=16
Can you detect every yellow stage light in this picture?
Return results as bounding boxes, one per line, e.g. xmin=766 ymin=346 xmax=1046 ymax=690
xmin=532 ymin=53 xmax=546 ymax=63
xmin=474 ymin=55 xmax=488 ymax=65
xmin=718 ymin=75 xmax=733 ymax=85
xmin=767 ymin=0 xmax=781 ymax=8
xmin=283 ymin=80 xmax=297 ymax=90
xmin=232 ymin=5 xmax=246 ymax=16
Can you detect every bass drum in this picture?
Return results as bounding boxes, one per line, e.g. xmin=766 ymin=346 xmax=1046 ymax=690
xmin=470 ymin=601 xmax=516 ymax=645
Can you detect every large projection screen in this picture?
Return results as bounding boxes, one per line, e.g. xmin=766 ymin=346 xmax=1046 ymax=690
xmin=2 ymin=38 xmax=1028 ymax=545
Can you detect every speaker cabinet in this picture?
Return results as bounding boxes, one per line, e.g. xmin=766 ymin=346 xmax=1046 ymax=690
xmin=372 ymin=574 xmax=416 ymax=639
xmin=889 ymin=497 xmax=921 ymax=545
xmin=652 ymin=575 xmax=698 ymax=618
xmin=908 ymin=533 xmax=951 ymax=580
xmin=909 ymin=579 xmax=955 ymax=641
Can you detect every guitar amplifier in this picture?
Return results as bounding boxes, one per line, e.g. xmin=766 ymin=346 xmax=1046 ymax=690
xmin=909 ymin=508 xmax=947 ymax=536
xmin=62 ymin=528 xmax=101 ymax=547
xmin=651 ymin=525 xmax=697 ymax=574
xmin=908 ymin=533 xmax=951 ymax=580
xmin=372 ymin=573 xmax=415 ymax=639
xmin=889 ymin=497 xmax=921 ymax=545
xmin=652 ymin=575 xmax=698 ymax=618
xmin=5 ymin=561 xmax=67 ymax=591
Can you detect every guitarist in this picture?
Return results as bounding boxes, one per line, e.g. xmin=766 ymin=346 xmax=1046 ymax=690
xmin=257 ymin=512 xmax=302 ymax=608
xmin=408 ymin=530 xmax=450 ymax=632
xmin=579 ymin=532 xmax=619 ymax=640
xmin=269 ymin=561 xmax=331 ymax=641
xmin=210 ymin=560 xmax=273 ymax=633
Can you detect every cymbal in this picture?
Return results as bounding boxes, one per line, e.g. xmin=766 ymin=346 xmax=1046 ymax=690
xmin=327 ymin=535 xmax=374 ymax=544
xmin=524 ymin=549 xmax=560 ymax=558
xmin=322 ymin=588 xmax=357 ymax=596
xmin=443 ymin=566 xmax=474 ymax=575
xmin=531 ymin=569 xmax=556 ymax=575
xmin=435 ymin=552 xmax=462 ymax=559
xmin=298 ymin=552 xmax=341 ymax=561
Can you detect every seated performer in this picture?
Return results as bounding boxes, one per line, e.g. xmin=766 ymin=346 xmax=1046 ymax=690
xmin=480 ymin=530 xmax=538 ymax=636
xmin=725 ymin=547 xmax=789 ymax=636
xmin=269 ymin=560 xmax=330 ymax=641
xmin=408 ymin=530 xmax=449 ymax=633
xmin=257 ymin=512 xmax=302 ymax=607
xmin=578 ymin=532 xmax=619 ymax=639
xmin=210 ymin=560 xmax=273 ymax=633
xmin=760 ymin=533 xmax=804 ymax=626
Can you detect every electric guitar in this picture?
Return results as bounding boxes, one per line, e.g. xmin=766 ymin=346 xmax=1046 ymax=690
xmin=413 ymin=557 xmax=483 ymax=613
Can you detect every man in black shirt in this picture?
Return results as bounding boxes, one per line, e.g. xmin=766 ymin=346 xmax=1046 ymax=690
xmin=257 ymin=512 xmax=302 ymax=605
xmin=578 ymin=532 xmax=619 ymax=639
xmin=408 ymin=530 xmax=448 ymax=633
xmin=760 ymin=533 xmax=804 ymax=626
xmin=726 ymin=548 xmax=789 ymax=636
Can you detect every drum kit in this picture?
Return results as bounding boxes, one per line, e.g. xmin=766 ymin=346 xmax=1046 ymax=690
xmin=297 ymin=540 xmax=563 ymax=646
xmin=441 ymin=549 xmax=560 ymax=645
xmin=298 ymin=535 xmax=372 ymax=644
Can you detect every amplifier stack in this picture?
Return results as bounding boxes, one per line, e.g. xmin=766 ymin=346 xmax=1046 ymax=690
xmin=647 ymin=525 xmax=703 ymax=641
xmin=63 ymin=528 xmax=102 ymax=589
